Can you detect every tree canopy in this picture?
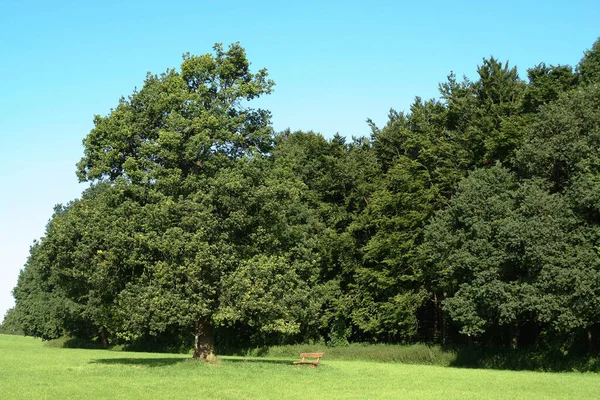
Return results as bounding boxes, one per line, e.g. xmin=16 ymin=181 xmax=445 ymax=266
xmin=8 ymin=38 xmax=600 ymax=357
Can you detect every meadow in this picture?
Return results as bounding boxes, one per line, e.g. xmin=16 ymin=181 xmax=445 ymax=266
xmin=1 ymin=335 xmax=600 ymax=399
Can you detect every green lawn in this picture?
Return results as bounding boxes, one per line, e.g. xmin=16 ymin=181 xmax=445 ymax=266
xmin=1 ymin=334 xmax=599 ymax=399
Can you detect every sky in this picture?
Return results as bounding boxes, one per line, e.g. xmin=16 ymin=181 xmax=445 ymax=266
xmin=1 ymin=0 xmax=599 ymax=320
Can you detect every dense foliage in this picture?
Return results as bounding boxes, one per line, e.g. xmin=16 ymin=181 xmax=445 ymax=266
xmin=6 ymin=39 xmax=600 ymax=358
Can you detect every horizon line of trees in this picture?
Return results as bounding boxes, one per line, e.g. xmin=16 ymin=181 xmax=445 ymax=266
xmin=3 ymin=38 xmax=600 ymax=359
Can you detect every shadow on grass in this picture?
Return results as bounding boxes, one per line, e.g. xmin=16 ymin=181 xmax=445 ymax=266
xmin=91 ymin=358 xmax=186 ymax=367
xmin=91 ymin=357 xmax=295 ymax=368
xmin=222 ymin=358 xmax=293 ymax=365
xmin=446 ymin=346 xmax=600 ymax=373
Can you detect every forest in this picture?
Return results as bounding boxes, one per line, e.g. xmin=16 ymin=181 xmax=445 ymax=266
xmin=3 ymin=38 xmax=600 ymax=361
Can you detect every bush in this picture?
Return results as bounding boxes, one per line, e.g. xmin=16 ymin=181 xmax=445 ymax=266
xmin=228 ymin=342 xmax=600 ymax=372
xmin=44 ymin=337 xmax=105 ymax=349
xmin=232 ymin=342 xmax=457 ymax=366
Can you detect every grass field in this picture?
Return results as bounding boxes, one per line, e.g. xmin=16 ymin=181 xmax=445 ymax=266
xmin=1 ymin=335 xmax=600 ymax=399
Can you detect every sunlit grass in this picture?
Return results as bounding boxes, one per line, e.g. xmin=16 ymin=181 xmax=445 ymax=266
xmin=1 ymin=334 xmax=599 ymax=399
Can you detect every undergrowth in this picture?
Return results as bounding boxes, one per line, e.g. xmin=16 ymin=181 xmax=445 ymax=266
xmin=230 ymin=343 xmax=600 ymax=372
xmin=237 ymin=343 xmax=456 ymax=366
xmin=42 ymin=337 xmax=600 ymax=372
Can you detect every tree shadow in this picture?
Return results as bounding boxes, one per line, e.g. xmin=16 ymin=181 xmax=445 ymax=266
xmin=446 ymin=345 xmax=600 ymax=373
xmin=91 ymin=357 xmax=185 ymax=367
xmin=222 ymin=358 xmax=293 ymax=365
xmin=91 ymin=356 xmax=295 ymax=368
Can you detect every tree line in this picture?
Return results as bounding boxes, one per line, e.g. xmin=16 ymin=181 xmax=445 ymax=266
xmin=4 ymin=39 xmax=600 ymax=359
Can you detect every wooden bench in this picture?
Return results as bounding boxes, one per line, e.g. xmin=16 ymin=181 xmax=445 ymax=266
xmin=293 ymin=352 xmax=324 ymax=368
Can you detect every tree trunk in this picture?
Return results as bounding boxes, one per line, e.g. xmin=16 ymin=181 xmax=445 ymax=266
xmin=193 ymin=319 xmax=214 ymax=360
xmin=588 ymin=328 xmax=593 ymax=351
xmin=441 ymin=292 xmax=447 ymax=346
xmin=100 ymin=326 xmax=108 ymax=349
xmin=511 ymin=326 xmax=519 ymax=350
xmin=433 ymin=292 xmax=439 ymax=343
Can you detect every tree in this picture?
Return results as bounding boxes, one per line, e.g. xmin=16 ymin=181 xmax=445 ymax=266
xmin=0 ymin=307 xmax=23 ymax=335
xmin=515 ymin=81 xmax=600 ymax=347
xmin=517 ymin=83 xmax=600 ymax=199
xmin=522 ymin=63 xmax=577 ymax=113
xmin=423 ymin=165 xmax=600 ymax=347
xmin=77 ymin=42 xmax=274 ymax=189
xmin=70 ymin=43 xmax=330 ymax=359
xmin=358 ymin=96 xmax=470 ymax=341
xmin=578 ymin=38 xmax=600 ymax=85
xmin=10 ymin=237 xmax=85 ymax=340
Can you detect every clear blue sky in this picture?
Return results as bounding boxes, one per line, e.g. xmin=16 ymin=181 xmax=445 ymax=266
xmin=1 ymin=0 xmax=599 ymax=320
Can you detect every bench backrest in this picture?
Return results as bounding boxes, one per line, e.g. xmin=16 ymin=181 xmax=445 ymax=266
xmin=299 ymin=352 xmax=323 ymax=359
